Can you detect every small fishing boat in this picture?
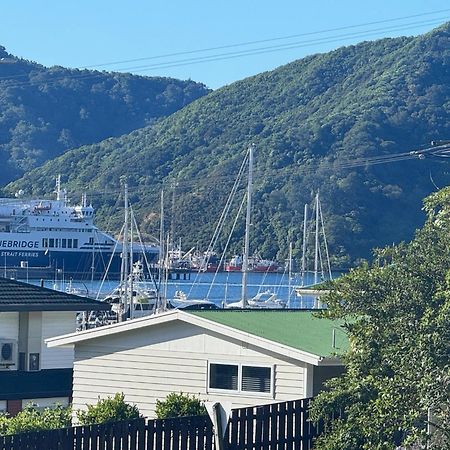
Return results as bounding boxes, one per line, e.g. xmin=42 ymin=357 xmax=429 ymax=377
xmin=170 ymin=290 xmax=218 ymax=310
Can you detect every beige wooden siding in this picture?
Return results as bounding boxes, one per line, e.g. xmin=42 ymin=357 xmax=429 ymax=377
xmin=72 ymin=321 xmax=306 ymax=419
xmin=0 ymin=313 xmax=19 ymax=340
xmin=41 ymin=312 xmax=75 ymax=369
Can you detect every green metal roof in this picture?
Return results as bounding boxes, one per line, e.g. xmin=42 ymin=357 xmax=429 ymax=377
xmin=188 ymin=310 xmax=349 ymax=358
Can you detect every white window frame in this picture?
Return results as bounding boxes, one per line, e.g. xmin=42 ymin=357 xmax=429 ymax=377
xmin=207 ymin=361 xmax=274 ymax=397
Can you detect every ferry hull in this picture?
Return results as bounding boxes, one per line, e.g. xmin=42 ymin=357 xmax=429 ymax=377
xmin=0 ymin=249 xmax=158 ymax=280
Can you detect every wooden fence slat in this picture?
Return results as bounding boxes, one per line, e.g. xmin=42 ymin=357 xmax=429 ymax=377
xmin=205 ymin=416 xmax=213 ymax=450
xmin=74 ymin=425 xmax=83 ymax=450
xmin=129 ymin=421 xmax=137 ymax=450
xmin=229 ymin=410 xmax=239 ymax=450
xmin=238 ymin=408 xmax=247 ymax=450
xmin=136 ymin=419 xmax=146 ymax=450
xmin=146 ymin=420 xmax=155 ymax=450
xmin=293 ymin=400 xmax=300 ymax=450
xmin=155 ymin=417 xmax=163 ymax=450
xmin=163 ymin=418 xmax=172 ymax=450
xmin=188 ymin=418 xmax=196 ymax=450
xmin=278 ymin=401 xmax=287 ymax=450
xmin=286 ymin=401 xmax=294 ymax=449
xmin=197 ymin=417 xmax=206 ymax=450
xmin=254 ymin=406 xmax=264 ymax=450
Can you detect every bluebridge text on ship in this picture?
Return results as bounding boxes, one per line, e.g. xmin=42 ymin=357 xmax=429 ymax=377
xmin=0 ymin=240 xmax=39 ymax=249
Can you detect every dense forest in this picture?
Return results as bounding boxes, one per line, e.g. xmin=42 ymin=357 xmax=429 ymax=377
xmin=0 ymin=46 xmax=209 ymax=185
xmin=6 ymin=23 xmax=450 ymax=266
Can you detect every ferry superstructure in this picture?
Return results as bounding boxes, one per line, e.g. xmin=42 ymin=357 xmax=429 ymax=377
xmin=0 ymin=177 xmax=158 ymax=280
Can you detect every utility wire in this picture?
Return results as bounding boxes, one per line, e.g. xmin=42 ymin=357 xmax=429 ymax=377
xmin=81 ymin=8 xmax=450 ymax=69
xmin=7 ymin=143 xmax=450 ymax=202
xmin=0 ymin=16 xmax=448 ymax=88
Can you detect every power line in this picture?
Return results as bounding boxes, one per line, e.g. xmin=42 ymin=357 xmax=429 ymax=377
xmin=80 ymin=8 xmax=450 ymax=69
xmin=0 ymin=15 xmax=448 ymax=89
xmin=10 ymin=142 xmax=448 ymax=202
xmin=98 ymin=18 xmax=447 ymax=74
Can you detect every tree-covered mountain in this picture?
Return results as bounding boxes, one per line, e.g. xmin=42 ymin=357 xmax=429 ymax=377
xmin=7 ymin=23 xmax=450 ymax=266
xmin=0 ymin=46 xmax=209 ymax=185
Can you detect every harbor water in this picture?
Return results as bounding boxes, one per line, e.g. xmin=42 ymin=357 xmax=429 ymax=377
xmin=24 ymin=270 xmax=338 ymax=309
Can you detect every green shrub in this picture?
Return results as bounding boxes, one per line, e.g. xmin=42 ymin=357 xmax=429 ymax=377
xmin=76 ymin=393 xmax=141 ymax=425
xmin=0 ymin=404 xmax=72 ymax=436
xmin=155 ymin=392 xmax=207 ymax=419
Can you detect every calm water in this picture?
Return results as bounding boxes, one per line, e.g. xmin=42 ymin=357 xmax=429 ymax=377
xmin=25 ymin=270 xmax=338 ymax=309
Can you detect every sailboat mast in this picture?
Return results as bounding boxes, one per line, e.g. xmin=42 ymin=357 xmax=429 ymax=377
xmin=241 ymin=144 xmax=254 ymax=307
xmin=119 ymin=183 xmax=130 ymax=322
xmin=288 ymin=241 xmax=293 ymax=308
xmin=129 ymin=207 xmax=134 ymax=319
xmin=158 ymin=191 xmax=164 ymax=290
xmin=314 ymin=192 xmax=319 ymax=285
xmin=301 ymin=203 xmax=308 ymax=286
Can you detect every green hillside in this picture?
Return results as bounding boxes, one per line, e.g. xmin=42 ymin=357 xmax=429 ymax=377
xmin=0 ymin=46 xmax=209 ymax=185
xmin=7 ymin=23 xmax=450 ymax=266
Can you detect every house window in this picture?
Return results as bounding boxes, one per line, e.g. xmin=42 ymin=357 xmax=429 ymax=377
xmin=242 ymin=366 xmax=271 ymax=393
xmin=208 ymin=362 xmax=273 ymax=395
xmin=210 ymin=363 xmax=238 ymax=390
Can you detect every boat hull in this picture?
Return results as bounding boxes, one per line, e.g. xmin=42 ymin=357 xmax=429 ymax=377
xmin=0 ymin=248 xmax=158 ymax=280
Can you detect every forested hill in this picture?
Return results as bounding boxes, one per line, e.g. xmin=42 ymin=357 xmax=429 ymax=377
xmin=0 ymin=46 xmax=209 ymax=185
xmin=7 ymin=23 xmax=450 ymax=265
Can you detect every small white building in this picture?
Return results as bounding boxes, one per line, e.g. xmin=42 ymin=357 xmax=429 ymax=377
xmin=48 ymin=309 xmax=348 ymax=418
xmin=0 ymin=277 xmax=109 ymax=415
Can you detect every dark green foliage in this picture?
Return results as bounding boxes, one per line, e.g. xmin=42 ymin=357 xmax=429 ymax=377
xmin=7 ymin=23 xmax=450 ymax=264
xmin=0 ymin=404 xmax=71 ymax=436
xmin=155 ymin=392 xmax=207 ymax=419
xmin=76 ymin=393 xmax=141 ymax=425
xmin=309 ymin=187 xmax=450 ymax=449
xmin=0 ymin=45 xmax=209 ymax=185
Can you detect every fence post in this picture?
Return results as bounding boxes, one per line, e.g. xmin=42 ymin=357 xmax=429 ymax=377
xmin=212 ymin=403 xmax=225 ymax=450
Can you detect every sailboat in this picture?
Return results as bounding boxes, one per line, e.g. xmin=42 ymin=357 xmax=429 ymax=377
xmin=295 ymin=192 xmax=332 ymax=307
xmin=225 ymin=144 xmax=286 ymax=310
xmin=99 ymin=183 xmax=160 ymax=321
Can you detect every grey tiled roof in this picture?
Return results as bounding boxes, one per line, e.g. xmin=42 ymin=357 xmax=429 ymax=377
xmin=0 ymin=277 xmax=110 ymax=312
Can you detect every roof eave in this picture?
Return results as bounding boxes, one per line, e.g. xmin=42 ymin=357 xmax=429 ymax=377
xmin=0 ymin=304 xmax=110 ymax=312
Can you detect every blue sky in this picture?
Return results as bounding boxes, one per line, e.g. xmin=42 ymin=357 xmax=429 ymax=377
xmin=2 ymin=1 xmax=450 ymax=89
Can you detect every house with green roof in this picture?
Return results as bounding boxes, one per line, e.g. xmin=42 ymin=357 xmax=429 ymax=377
xmin=0 ymin=277 xmax=109 ymax=416
xmin=47 ymin=309 xmax=348 ymax=418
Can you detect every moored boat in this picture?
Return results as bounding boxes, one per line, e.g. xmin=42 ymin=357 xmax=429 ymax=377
xmin=0 ymin=176 xmax=158 ymax=280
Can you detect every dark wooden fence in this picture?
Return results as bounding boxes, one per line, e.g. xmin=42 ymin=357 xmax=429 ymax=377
xmin=0 ymin=415 xmax=214 ymax=450
xmin=0 ymin=398 xmax=322 ymax=449
xmin=225 ymin=398 xmax=322 ymax=450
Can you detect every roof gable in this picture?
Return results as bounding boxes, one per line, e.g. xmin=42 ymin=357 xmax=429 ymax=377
xmin=47 ymin=309 xmax=348 ymax=365
xmin=0 ymin=277 xmax=110 ymax=312
xmin=187 ymin=310 xmax=348 ymax=357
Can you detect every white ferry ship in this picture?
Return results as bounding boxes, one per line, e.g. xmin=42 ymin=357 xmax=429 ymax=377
xmin=0 ymin=177 xmax=159 ymax=280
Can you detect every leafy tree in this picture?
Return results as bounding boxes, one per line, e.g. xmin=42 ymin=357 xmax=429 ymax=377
xmin=155 ymin=392 xmax=207 ymax=419
xmin=309 ymin=187 xmax=450 ymax=449
xmin=76 ymin=393 xmax=141 ymax=425
xmin=0 ymin=404 xmax=71 ymax=436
